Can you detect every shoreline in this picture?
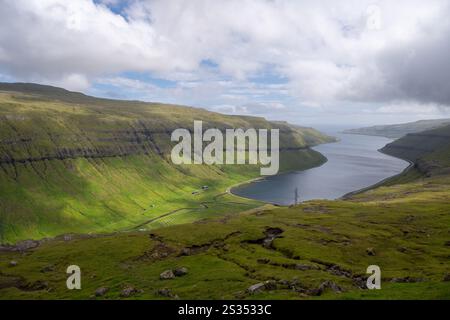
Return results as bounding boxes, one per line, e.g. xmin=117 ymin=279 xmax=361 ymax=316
xmin=227 ymin=153 xmax=330 ymax=206
xmin=229 ymin=134 xmax=415 ymax=206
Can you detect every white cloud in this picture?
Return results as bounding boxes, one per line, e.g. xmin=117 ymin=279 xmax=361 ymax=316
xmin=375 ymin=102 xmax=444 ymax=115
xmin=0 ymin=0 xmax=450 ymax=123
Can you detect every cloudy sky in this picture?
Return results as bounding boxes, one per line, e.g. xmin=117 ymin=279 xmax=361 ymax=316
xmin=1 ymin=0 xmax=450 ymax=127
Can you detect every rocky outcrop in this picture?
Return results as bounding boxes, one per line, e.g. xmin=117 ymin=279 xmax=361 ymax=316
xmin=160 ymin=270 xmax=175 ymax=280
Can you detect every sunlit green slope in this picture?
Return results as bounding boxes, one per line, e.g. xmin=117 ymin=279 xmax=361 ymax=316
xmin=1 ymin=121 xmax=448 ymax=300
xmin=0 ymin=83 xmax=334 ymax=243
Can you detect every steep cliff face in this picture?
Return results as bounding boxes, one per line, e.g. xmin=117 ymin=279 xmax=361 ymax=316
xmin=0 ymin=83 xmax=332 ymax=165
xmin=0 ymin=83 xmax=334 ymax=243
xmin=381 ymin=124 xmax=450 ymax=176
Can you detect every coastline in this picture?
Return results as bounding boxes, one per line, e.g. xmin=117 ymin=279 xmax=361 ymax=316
xmin=229 ymin=134 xmax=415 ymax=205
xmin=340 ymin=149 xmax=415 ymax=199
xmin=227 ymin=151 xmax=330 ymax=206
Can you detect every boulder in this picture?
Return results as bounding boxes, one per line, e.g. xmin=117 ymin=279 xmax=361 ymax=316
xmin=160 ymin=270 xmax=175 ymax=280
xmin=318 ymin=280 xmax=342 ymax=294
xmin=390 ymin=276 xmax=423 ymax=283
xmin=9 ymin=260 xmax=18 ymax=267
xmin=295 ymin=264 xmax=315 ymax=271
xmin=173 ymin=267 xmax=188 ymax=277
xmin=263 ymin=280 xmax=277 ymax=290
xmin=180 ymin=248 xmax=191 ymax=256
xmin=443 ymin=274 xmax=450 ymax=282
xmin=14 ymin=240 xmax=40 ymax=251
xmin=247 ymin=283 xmax=265 ymax=294
xmin=120 ymin=286 xmax=141 ymax=297
xmin=24 ymin=280 xmax=49 ymax=291
xmin=157 ymin=288 xmax=179 ymax=299
xmin=95 ymin=287 xmax=109 ymax=297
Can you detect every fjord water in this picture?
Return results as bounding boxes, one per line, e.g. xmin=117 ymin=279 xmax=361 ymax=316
xmin=232 ymin=132 xmax=410 ymax=205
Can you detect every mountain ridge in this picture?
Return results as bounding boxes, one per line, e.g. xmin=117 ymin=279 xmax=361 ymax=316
xmin=343 ymin=118 xmax=450 ymax=139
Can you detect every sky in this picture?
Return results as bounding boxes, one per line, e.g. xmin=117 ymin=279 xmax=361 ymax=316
xmin=1 ymin=0 xmax=450 ymax=128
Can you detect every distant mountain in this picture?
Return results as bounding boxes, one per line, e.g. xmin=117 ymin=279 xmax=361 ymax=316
xmin=382 ymin=124 xmax=450 ymax=176
xmin=343 ymin=119 xmax=450 ymax=139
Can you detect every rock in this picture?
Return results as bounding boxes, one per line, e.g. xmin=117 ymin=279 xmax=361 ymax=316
xmin=262 ymin=238 xmax=274 ymax=248
xmin=148 ymin=243 xmax=175 ymax=260
xmin=263 ymin=280 xmax=277 ymax=290
xmin=120 ymin=286 xmax=141 ymax=297
xmin=247 ymin=283 xmax=265 ymax=294
xmin=398 ymin=246 xmax=408 ymax=253
xmin=173 ymin=267 xmax=188 ymax=277
xmin=366 ymin=247 xmax=376 ymax=256
xmin=9 ymin=260 xmax=18 ymax=267
xmin=157 ymin=288 xmax=172 ymax=297
xmin=277 ymin=279 xmax=291 ymax=287
xmin=444 ymin=241 xmax=450 ymax=247
xmin=157 ymin=288 xmax=179 ymax=299
xmin=160 ymin=270 xmax=175 ymax=280
xmin=15 ymin=240 xmax=40 ymax=251
xmin=23 ymin=280 xmax=49 ymax=291
xmin=63 ymin=235 xmax=73 ymax=241
xmin=295 ymin=264 xmax=315 ymax=271
xmin=352 ymin=276 xmax=368 ymax=289
xmin=180 ymin=248 xmax=191 ymax=256
xmin=259 ymin=227 xmax=284 ymax=248
xmin=95 ymin=287 xmax=109 ymax=297
xmin=247 ymin=280 xmax=277 ymax=293
xmin=390 ymin=276 xmax=423 ymax=283
xmin=443 ymin=274 xmax=450 ymax=282
xmin=318 ymin=280 xmax=342 ymax=294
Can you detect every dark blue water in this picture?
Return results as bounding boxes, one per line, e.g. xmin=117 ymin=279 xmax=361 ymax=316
xmin=231 ymin=132 xmax=410 ymax=205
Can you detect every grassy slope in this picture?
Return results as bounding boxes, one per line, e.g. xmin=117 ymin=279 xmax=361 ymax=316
xmin=381 ymin=124 xmax=450 ymax=176
xmin=0 ymin=174 xmax=448 ymax=300
xmin=0 ymin=124 xmax=449 ymax=299
xmin=0 ymin=83 xmax=333 ymax=243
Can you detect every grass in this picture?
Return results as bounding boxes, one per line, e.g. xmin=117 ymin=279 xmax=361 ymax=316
xmin=0 ymin=85 xmax=332 ymax=243
xmin=1 ymin=83 xmax=449 ymax=300
xmin=0 ymin=173 xmax=449 ymax=300
xmin=0 ymin=149 xmax=325 ymax=243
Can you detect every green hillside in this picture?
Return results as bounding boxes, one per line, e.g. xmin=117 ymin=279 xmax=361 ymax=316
xmin=1 ymin=85 xmax=448 ymax=300
xmin=0 ymin=127 xmax=449 ymax=299
xmin=0 ymin=83 xmax=334 ymax=243
xmin=343 ymin=119 xmax=450 ymax=139
xmin=382 ymin=124 xmax=450 ymax=176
